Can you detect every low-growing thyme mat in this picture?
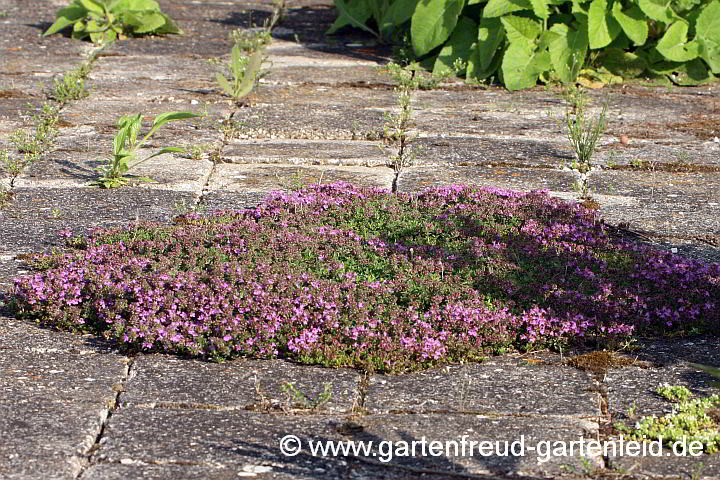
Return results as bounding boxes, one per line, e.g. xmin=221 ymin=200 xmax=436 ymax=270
xmin=10 ymin=183 xmax=720 ymax=373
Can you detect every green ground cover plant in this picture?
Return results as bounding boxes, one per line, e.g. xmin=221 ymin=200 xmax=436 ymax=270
xmin=329 ymin=0 xmax=720 ymax=89
xmin=616 ymin=384 xmax=720 ymax=453
xmin=44 ymin=0 xmax=180 ymax=44
xmin=11 ymin=183 xmax=720 ymax=373
xmin=94 ymin=111 xmax=203 ymax=188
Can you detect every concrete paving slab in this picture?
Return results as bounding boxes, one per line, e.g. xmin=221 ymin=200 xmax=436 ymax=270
xmin=606 ymin=452 xmax=720 ymax=479
xmin=122 ymin=355 xmax=361 ymax=413
xmin=606 ymin=364 xmax=719 ymax=423
xmin=0 ymin=317 xmax=117 ymax=355
xmin=206 ymin=163 xmax=393 ymax=194
xmin=0 ymin=339 xmax=128 ymax=480
xmin=232 ymin=85 xmax=394 ymax=140
xmin=91 ymin=406 xmax=601 ymax=477
xmin=59 ymin=98 xmax=216 ymax=130
xmin=0 ymin=187 xmax=194 ymax=252
xmin=413 ymin=135 xmax=574 ymax=168
xmin=595 ymin=141 xmax=720 ymax=169
xmin=231 ymin=136 xmax=382 ymax=163
xmin=93 ymin=408 xmax=351 ymax=473
xmin=397 ymin=164 xmax=577 ymax=194
xmin=199 ymin=191 xmax=268 ymax=212
xmin=341 ymin=414 xmax=601 ymax=476
xmin=366 ymin=356 xmax=600 ymax=417
xmin=221 ymin=139 xmax=387 ymax=166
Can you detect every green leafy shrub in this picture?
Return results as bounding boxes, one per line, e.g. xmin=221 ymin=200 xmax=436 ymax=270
xmin=329 ymin=0 xmax=720 ymax=89
xmin=44 ymin=0 xmax=180 ymax=44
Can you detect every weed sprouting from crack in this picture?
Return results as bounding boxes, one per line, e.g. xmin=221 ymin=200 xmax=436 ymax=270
xmin=563 ymin=86 xmax=607 ymax=202
xmin=381 ymin=63 xmax=421 ymax=192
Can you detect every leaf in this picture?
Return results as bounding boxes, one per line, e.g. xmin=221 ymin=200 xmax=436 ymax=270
xmin=548 ymin=23 xmax=588 ymax=83
xmin=233 ymin=49 xmax=264 ymax=99
xmin=78 ymin=0 xmax=105 ymax=15
xmin=483 ymin=0 xmax=532 ymax=17
xmin=501 ymin=41 xmax=550 ymax=90
xmin=529 ymin=0 xmax=550 ymax=19
xmin=145 ymin=111 xmax=204 ymax=140
xmin=433 ymin=17 xmax=477 ymax=75
xmin=656 ymin=21 xmax=699 ymax=61
xmin=411 ymin=0 xmax=466 ymax=56
xmin=611 ymin=2 xmax=648 ymax=46
xmin=668 ymin=58 xmax=714 ymax=85
xmin=143 ymin=147 xmax=186 ymax=161
xmin=326 ymin=0 xmax=375 ymax=36
xmin=695 ymin=0 xmax=720 ymax=72
xmin=598 ymin=48 xmax=648 ymax=76
xmin=500 ymin=15 xmax=542 ymax=46
xmin=695 ymin=0 xmax=720 ymax=37
xmin=216 ymin=72 xmax=234 ymax=96
xmin=378 ymin=0 xmax=420 ymax=38
xmin=155 ymin=13 xmax=181 ymax=34
xmin=44 ymin=3 xmax=88 ymax=36
xmin=475 ymin=16 xmax=505 ymax=70
xmin=588 ymin=0 xmax=621 ymax=49
xmin=122 ymin=11 xmax=166 ymax=34
xmin=637 ymin=0 xmax=675 ymax=23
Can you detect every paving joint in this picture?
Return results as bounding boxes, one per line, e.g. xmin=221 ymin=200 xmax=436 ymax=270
xmin=75 ymin=357 xmax=135 ymax=480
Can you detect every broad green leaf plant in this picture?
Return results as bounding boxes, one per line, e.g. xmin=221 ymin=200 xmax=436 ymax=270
xmin=216 ymin=47 xmax=265 ymax=101
xmin=328 ymin=0 xmax=720 ymax=89
xmin=95 ymin=112 xmax=203 ymax=188
xmin=44 ymin=0 xmax=180 ymax=44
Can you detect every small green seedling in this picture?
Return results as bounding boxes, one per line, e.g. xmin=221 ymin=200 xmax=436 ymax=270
xmin=44 ymin=0 xmax=180 ymax=44
xmin=51 ymin=63 xmax=91 ymax=103
xmin=94 ymin=111 xmax=203 ymax=188
xmin=215 ymin=46 xmax=264 ymax=101
xmin=281 ymin=382 xmax=333 ymax=411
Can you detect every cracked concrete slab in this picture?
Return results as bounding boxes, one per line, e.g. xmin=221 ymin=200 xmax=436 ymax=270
xmin=221 ymin=139 xmax=387 ymax=166
xmin=122 ymin=355 xmax=361 ymax=413
xmin=0 ymin=321 xmax=128 ymax=480
xmin=0 ymin=188 xmax=194 ymax=252
xmin=397 ymin=164 xmax=577 ymax=194
xmin=205 ymin=163 xmax=393 ymax=194
xmin=366 ymin=355 xmax=600 ymax=417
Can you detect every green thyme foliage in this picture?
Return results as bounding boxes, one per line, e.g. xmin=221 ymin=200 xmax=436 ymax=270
xmin=94 ymin=111 xmax=204 ymax=188
xmin=329 ymin=0 xmax=720 ymax=89
xmin=43 ymin=0 xmax=180 ymax=44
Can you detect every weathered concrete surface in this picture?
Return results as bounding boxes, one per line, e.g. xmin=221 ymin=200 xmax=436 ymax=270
xmin=366 ymin=355 xmax=600 ymax=417
xmin=0 ymin=188 xmax=194 ymax=252
xmin=205 ymin=163 xmax=393 ymax=193
xmin=0 ymin=318 xmax=128 ymax=480
xmin=122 ymin=355 xmax=361 ymax=413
